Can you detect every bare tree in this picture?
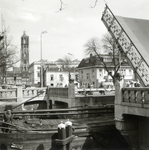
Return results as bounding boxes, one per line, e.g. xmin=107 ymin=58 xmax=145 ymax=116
xmin=58 ymin=55 xmax=77 ymax=82
xmin=57 ymin=0 xmax=100 ymax=12
xmin=84 ymin=33 xmax=125 ymax=85
xmin=56 ymin=0 xmax=67 ymax=12
xmin=0 ymin=30 xmax=19 ymax=84
xmin=90 ymin=0 xmax=98 ymax=8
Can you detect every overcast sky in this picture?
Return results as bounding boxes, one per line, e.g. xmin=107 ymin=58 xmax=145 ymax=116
xmin=0 ymin=0 xmax=149 ymax=65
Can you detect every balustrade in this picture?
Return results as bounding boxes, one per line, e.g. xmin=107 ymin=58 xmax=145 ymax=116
xmin=122 ymin=88 xmax=149 ymax=104
xmin=0 ymin=89 xmax=17 ymax=99
xmin=0 ymin=87 xmax=69 ymax=102
xmin=22 ymin=88 xmax=46 ymax=98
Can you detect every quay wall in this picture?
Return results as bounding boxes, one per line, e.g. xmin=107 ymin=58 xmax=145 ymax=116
xmin=72 ymin=95 xmax=114 ymax=108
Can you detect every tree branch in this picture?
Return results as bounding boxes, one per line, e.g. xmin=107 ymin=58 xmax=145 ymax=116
xmin=90 ymin=0 xmax=98 ymax=8
xmin=56 ymin=0 xmax=67 ymax=12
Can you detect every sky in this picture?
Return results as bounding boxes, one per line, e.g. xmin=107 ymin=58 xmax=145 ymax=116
xmin=0 ymin=0 xmax=149 ymax=65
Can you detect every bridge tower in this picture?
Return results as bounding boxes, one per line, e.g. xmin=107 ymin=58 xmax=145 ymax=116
xmin=20 ymin=31 xmax=29 ymax=72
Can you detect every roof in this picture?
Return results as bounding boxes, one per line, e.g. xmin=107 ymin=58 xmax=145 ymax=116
xmin=6 ymin=71 xmax=22 ymax=77
xmin=115 ymin=16 xmax=149 ymax=65
xmin=22 ymin=31 xmax=28 ymax=37
xmin=77 ymin=55 xmax=130 ymax=69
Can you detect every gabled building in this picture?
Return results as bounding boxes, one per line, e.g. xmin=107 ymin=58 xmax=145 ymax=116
xmin=77 ymin=54 xmax=134 ymax=88
xmin=45 ymin=65 xmax=76 ymax=87
xmin=29 ymin=59 xmax=79 ymax=87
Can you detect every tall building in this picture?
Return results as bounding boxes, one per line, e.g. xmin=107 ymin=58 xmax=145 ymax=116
xmin=20 ymin=31 xmax=29 ymax=72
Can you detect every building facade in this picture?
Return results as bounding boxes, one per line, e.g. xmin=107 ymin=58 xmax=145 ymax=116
xmin=77 ymin=54 xmax=134 ymax=88
xmin=29 ymin=60 xmax=79 ymax=87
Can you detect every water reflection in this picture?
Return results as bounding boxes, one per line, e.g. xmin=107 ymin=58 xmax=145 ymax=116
xmin=36 ymin=144 xmax=44 ymax=150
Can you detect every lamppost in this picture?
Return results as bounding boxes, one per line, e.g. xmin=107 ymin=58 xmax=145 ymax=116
xmin=68 ymin=53 xmax=75 ymax=80
xmin=40 ymin=31 xmax=47 ymax=87
xmin=13 ymin=72 xmax=16 ymax=86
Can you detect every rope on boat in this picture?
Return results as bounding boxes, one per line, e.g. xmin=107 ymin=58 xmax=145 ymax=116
xmin=0 ymin=120 xmax=28 ymax=132
xmin=12 ymin=90 xmax=45 ymax=110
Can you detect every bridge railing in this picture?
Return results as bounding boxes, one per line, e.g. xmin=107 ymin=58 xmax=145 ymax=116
xmin=48 ymin=87 xmax=69 ymax=98
xmin=22 ymin=88 xmax=46 ymax=98
xmin=0 ymin=84 xmax=73 ymax=102
xmin=0 ymin=89 xmax=17 ymax=100
xmin=122 ymin=87 xmax=149 ymax=104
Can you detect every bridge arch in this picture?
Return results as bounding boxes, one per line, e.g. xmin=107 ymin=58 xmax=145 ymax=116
xmin=54 ymin=101 xmax=68 ymax=109
xmin=0 ymin=144 xmax=7 ymax=150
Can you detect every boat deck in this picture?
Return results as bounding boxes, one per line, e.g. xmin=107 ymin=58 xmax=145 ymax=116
xmin=10 ymin=115 xmax=114 ymax=132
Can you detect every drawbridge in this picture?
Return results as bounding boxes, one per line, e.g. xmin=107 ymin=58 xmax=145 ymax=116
xmin=101 ymin=5 xmax=149 ymax=87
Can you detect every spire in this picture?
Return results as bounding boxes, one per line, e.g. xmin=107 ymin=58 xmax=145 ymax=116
xmin=22 ymin=30 xmax=27 ymax=37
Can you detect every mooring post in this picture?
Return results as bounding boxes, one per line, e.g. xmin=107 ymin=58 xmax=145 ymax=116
xmin=56 ymin=120 xmax=75 ymax=150
xmin=57 ymin=121 xmax=66 ymax=150
xmin=65 ymin=119 xmax=73 ymax=150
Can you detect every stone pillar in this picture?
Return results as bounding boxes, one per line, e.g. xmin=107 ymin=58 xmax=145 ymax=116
xmin=68 ymin=82 xmax=75 ymax=108
xmin=17 ymin=86 xmax=23 ymax=102
xmin=115 ymin=77 xmax=125 ymax=120
xmin=46 ymin=86 xmax=50 ymax=109
xmin=115 ymin=78 xmax=140 ymax=150
xmin=68 ymin=82 xmax=75 ymax=99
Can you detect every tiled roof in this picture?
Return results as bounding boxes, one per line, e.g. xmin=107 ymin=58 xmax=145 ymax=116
xmin=77 ymin=55 xmax=130 ymax=69
xmin=6 ymin=71 xmax=22 ymax=77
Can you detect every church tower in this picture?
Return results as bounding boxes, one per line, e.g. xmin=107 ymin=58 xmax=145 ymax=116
xmin=20 ymin=31 xmax=29 ymax=72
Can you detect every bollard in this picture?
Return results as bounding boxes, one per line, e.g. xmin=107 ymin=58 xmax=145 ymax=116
xmin=56 ymin=120 xmax=74 ymax=150
xmin=65 ymin=119 xmax=72 ymax=150
xmin=57 ymin=121 xmax=66 ymax=150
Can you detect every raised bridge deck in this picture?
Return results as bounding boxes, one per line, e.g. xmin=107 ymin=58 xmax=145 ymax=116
xmin=102 ymin=4 xmax=149 ymax=150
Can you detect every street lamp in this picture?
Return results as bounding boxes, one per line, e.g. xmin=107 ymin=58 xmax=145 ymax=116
xmin=40 ymin=31 xmax=47 ymax=87
xmin=68 ymin=53 xmax=75 ymax=80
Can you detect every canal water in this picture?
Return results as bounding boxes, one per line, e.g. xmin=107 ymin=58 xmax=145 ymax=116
xmin=0 ymin=130 xmax=131 ymax=150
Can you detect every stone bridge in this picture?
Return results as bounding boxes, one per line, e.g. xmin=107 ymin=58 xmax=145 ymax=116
xmin=0 ymin=83 xmax=114 ymax=112
xmin=0 ymin=83 xmax=75 ymax=111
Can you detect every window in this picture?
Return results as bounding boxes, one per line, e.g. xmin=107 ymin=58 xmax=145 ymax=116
xmin=121 ymin=69 xmax=126 ymax=75
xmin=51 ymin=83 xmax=54 ymax=86
xmin=23 ymin=39 xmax=26 ymax=44
xmin=82 ymin=75 xmax=83 ymax=79
xmin=99 ymin=69 xmax=102 ymax=77
xmin=129 ymin=69 xmax=132 ymax=75
xmin=37 ymin=66 xmax=41 ymax=70
xmin=81 ymin=71 xmax=83 ymax=74
xmin=50 ymin=75 xmax=54 ymax=81
xmin=59 ymin=74 xmax=63 ymax=81
xmin=37 ymin=72 xmax=40 ymax=77
xmin=92 ymin=69 xmax=94 ymax=78
xmin=87 ymin=73 xmax=90 ymax=79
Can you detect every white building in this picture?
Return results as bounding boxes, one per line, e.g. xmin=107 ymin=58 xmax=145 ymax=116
xmin=29 ymin=59 xmax=80 ymax=87
xmin=77 ymin=54 xmax=134 ymax=88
